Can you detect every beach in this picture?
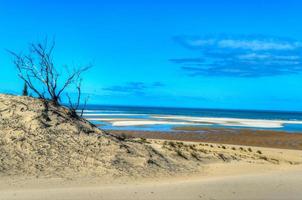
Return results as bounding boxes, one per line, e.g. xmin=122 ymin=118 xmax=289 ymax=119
xmin=1 ymin=142 xmax=302 ymax=200
xmin=2 ymin=169 xmax=302 ymax=200
xmin=108 ymin=128 xmax=302 ymax=150
xmin=2 ymin=1 xmax=302 ymax=199
xmin=1 ymin=94 xmax=302 ymax=200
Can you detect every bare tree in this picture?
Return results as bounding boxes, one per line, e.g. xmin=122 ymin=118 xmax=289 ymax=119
xmin=66 ymin=79 xmax=89 ymax=118
xmin=9 ymin=40 xmax=90 ymax=107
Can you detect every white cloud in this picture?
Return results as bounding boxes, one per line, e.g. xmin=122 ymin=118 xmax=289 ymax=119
xmin=172 ymin=34 xmax=302 ymax=77
xmin=218 ymin=39 xmax=300 ymax=51
xmin=176 ymin=35 xmax=302 ymax=51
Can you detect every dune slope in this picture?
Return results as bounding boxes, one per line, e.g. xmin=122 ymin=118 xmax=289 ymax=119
xmin=1 ymin=94 xmax=301 ymax=180
xmin=0 ymin=94 xmax=209 ymax=178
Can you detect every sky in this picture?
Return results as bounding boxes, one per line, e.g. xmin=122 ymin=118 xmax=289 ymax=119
xmin=0 ymin=0 xmax=302 ymax=111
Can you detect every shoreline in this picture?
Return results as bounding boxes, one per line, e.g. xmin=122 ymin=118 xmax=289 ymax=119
xmin=84 ymin=113 xmax=302 ymax=130
xmin=1 ymin=94 xmax=302 ymax=199
xmin=107 ymin=127 xmax=302 ymax=150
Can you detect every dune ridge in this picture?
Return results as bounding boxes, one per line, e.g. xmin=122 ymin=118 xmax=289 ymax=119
xmin=0 ymin=94 xmax=194 ymax=177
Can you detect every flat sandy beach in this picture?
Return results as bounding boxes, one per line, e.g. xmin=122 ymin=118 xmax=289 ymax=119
xmin=1 ymin=142 xmax=302 ymax=200
xmin=2 ymin=169 xmax=302 ymax=200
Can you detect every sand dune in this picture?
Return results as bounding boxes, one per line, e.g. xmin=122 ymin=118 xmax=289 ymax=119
xmin=0 ymin=94 xmax=206 ymax=177
xmin=1 ymin=94 xmax=302 ymax=200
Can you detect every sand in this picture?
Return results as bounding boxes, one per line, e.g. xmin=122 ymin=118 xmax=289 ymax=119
xmin=1 ymin=94 xmax=212 ymax=178
xmin=1 ymin=144 xmax=302 ymax=200
xmin=109 ymin=128 xmax=302 ymax=150
xmin=1 ymin=94 xmax=302 ymax=199
xmin=2 ymin=170 xmax=302 ymax=200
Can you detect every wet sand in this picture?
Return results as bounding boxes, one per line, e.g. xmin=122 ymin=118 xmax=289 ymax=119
xmin=108 ymin=127 xmax=302 ymax=150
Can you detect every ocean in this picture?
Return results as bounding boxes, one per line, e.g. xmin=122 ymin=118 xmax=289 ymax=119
xmin=80 ymin=105 xmax=302 ymax=132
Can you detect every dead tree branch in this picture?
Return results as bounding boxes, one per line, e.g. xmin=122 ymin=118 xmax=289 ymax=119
xmin=9 ymin=40 xmax=91 ymax=107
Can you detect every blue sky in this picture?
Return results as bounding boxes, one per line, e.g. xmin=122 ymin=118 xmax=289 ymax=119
xmin=0 ymin=0 xmax=302 ymax=111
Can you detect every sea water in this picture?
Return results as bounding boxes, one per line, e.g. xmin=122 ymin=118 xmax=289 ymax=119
xmin=79 ymin=105 xmax=302 ymax=132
